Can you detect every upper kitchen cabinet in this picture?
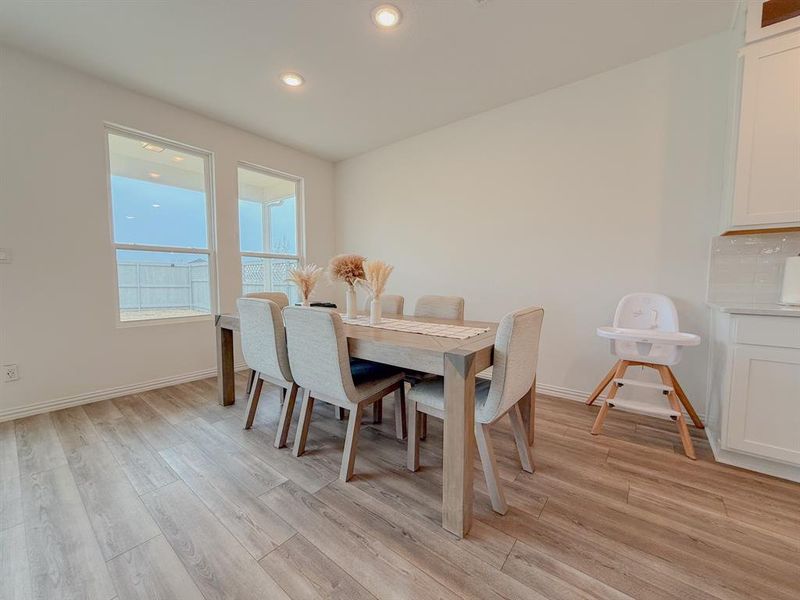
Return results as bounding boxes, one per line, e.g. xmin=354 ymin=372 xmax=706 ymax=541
xmin=728 ymin=29 xmax=800 ymax=231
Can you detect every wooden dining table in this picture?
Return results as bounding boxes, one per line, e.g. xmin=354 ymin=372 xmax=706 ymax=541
xmin=214 ymin=311 xmax=535 ymax=538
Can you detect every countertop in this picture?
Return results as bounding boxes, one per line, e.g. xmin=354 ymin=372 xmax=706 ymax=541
xmin=707 ymin=302 xmax=800 ymax=317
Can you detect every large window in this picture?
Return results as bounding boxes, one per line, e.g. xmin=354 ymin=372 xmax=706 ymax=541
xmin=238 ymin=165 xmax=302 ymax=304
xmin=107 ymin=128 xmax=215 ymax=322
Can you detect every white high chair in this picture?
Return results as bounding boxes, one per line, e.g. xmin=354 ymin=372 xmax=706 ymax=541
xmin=586 ymin=293 xmax=703 ymax=459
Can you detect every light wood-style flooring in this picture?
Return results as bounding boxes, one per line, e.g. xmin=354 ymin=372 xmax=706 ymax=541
xmin=1 ymin=373 xmax=798 ymax=600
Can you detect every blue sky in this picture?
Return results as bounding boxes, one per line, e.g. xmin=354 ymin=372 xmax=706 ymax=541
xmin=111 ymin=175 xmax=296 ymax=264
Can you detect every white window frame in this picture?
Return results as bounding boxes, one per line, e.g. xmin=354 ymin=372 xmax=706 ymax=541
xmin=104 ymin=123 xmax=218 ymax=326
xmin=237 ymin=161 xmax=305 ymax=296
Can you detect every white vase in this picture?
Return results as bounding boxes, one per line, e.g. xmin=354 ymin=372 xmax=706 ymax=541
xmin=345 ymin=285 xmax=357 ymax=318
xmin=369 ymin=298 xmax=382 ymax=325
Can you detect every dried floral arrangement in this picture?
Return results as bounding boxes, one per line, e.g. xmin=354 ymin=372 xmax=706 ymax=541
xmin=328 ymin=254 xmax=365 ymax=287
xmin=287 ymin=264 xmax=324 ymax=304
xmin=359 ymin=259 xmax=394 ymax=300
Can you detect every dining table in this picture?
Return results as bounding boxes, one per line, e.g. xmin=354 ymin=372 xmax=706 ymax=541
xmin=214 ymin=310 xmax=536 ymax=538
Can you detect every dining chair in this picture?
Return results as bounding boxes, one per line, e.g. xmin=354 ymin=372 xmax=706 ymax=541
xmin=284 ymin=306 xmax=406 ymax=481
xmin=363 ymin=294 xmax=404 ymax=315
xmin=406 ymin=306 xmax=544 ymax=515
xmin=408 ymin=294 xmax=466 ymax=439
xmin=243 ymin=292 xmax=290 ymax=394
xmin=237 ymin=297 xmax=299 ymax=449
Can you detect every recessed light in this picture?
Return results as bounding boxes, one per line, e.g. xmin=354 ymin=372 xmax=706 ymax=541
xmin=152 ymin=204 xmax=161 ymax=208
xmin=125 ymin=215 xmax=136 ymax=220
xmin=148 ymin=172 xmax=161 ymax=179
xmin=372 ymin=4 xmax=402 ymax=28
xmin=142 ymin=142 xmax=165 ymax=152
xmin=280 ymin=72 xmax=305 ymax=87
xmin=172 ymin=155 xmax=185 ymax=162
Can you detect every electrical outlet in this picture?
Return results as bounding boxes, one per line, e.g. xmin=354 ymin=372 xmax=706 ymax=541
xmin=4 ymin=364 xmax=19 ymax=382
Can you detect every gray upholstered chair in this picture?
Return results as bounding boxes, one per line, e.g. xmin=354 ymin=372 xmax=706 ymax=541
xmin=362 ymin=294 xmax=405 ymax=315
xmin=242 ymin=292 xmax=290 ymax=393
xmin=407 ymin=306 xmax=544 ymax=515
xmin=283 ymin=306 xmax=406 ymax=481
xmin=408 ymin=295 xmax=466 ymax=438
xmin=413 ymin=295 xmax=464 ymax=320
xmin=237 ymin=298 xmax=299 ymax=449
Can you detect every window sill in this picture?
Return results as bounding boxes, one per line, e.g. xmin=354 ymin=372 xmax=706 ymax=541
xmin=116 ymin=314 xmax=214 ymax=328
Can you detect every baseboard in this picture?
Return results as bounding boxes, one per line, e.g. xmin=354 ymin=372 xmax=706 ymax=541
xmin=706 ymin=430 xmax=800 ymax=483
xmin=0 ymin=362 xmax=248 ymax=422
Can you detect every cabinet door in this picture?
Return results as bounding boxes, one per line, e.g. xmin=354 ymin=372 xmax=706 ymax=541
xmin=732 ymin=32 xmax=800 ymax=227
xmin=726 ymin=345 xmax=800 ymax=464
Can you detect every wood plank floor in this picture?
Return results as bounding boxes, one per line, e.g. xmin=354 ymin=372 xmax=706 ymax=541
xmin=1 ymin=374 xmax=798 ymax=600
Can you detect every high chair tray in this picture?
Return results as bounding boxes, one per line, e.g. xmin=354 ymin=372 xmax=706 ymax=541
xmin=597 ymin=327 xmax=700 ymax=346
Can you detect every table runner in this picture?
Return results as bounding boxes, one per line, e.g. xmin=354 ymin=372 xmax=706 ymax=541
xmin=342 ymin=315 xmax=489 ymax=340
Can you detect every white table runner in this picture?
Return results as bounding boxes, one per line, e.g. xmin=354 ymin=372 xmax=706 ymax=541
xmin=342 ymin=316 xmax=489 ymax=340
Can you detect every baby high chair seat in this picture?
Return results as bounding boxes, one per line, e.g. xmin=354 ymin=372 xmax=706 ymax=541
xmin=586 ymin=293 xmax=703 ymax=459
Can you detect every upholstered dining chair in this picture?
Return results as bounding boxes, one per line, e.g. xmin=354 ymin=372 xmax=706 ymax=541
xmin=363 ymin=294 xmax=404 ymax=315
xmin=237 ymin=298 xmax=299 ymax=449
xmin=242 ymin=291 xmax=290 ymax=394
xmin=407 ymin=295 xmax=466 ymax=439
xmin=406 ymin=306 xmax=544 ymax=515
xmin=283 ymin=307 xmax=406 ymax=481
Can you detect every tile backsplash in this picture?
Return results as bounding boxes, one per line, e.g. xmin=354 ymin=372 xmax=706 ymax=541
xmin=708 ymin=232 xmax=800 ymax=304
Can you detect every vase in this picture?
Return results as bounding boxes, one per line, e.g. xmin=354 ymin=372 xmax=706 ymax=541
xmin=369 ymin=297 xmax=382 ymax=325
xmin=346 ymin=285 xmax=357 ymax=318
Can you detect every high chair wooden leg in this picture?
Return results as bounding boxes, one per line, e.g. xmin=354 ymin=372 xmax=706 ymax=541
xmin=666 ymin=367 xmax=704 ymax=429
xmin=586 ymin=360 xmax=621 ymax=405
xmin=590 ymin=362 xmax=626 ymax=434
xmin=657 ymin=366 xmax=696 ymax=459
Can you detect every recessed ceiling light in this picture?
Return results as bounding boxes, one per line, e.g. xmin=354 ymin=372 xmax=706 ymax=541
xmin=172 ymin=155 xmax=185 ymax=162
xmin=142 ymin=142 xmax=165 ymax=152
xmin=280 ymin=72 xmax=305 ymax=87
xmin=125 ymin=215 xmax=136 ymax=220
xmin=148 ymin=172 xmax=161 ymax=179
xmin=372 ymin=4 xmax=402 ymax=28
xmin=152 ymin=204 xmax=161 ymax=208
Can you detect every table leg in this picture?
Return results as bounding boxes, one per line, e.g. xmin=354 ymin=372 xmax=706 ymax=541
xmin=216 ymin=325 xmax=235 ymax=406
xmin=519 ymin=375 xmax=536 ymax=446
xmin=442 ymin=350 xmax=476 ymax=538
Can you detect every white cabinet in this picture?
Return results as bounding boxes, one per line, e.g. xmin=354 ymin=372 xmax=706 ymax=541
xmin=726 ymin=344 xmax=800 ymax=464
xmin=728 ymin=31 xmax=800 ymax=230
xmin=706 ymin=312 xmax=800 ymax=481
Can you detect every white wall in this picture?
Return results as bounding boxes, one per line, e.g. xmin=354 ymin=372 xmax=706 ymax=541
xmin=0 ymin=46 xmax=335 ymax=419
xmin=335 ymin=32 xmax=738 ymax=413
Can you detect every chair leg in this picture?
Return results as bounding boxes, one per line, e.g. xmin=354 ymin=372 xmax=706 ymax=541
xmin=274 ymin=384 xmax=299 ymax=449
xmin=590 ymin=362 xmax=626 ymax=435
xmin=666 ymin=367 xmax=704 ymax=429
xmin=245 ymin=369 xmax=256 ymax=396
xmin=394 ymin=386 xmax=407 ymax=441
xmin=420 ymin=414 xmax=427 ymax=440
xmin=243 ymin=374 xmax=264 ymax=430
xmin=373 ymin=398 xmax=383 ymax=423
xmin=292 ymin=389 xmax=315 ymax=457
xmin=508 ymin=404 xmax=534 ymax=473
xmin=475 ymin=422 xmax=508 ymax=515
xmin=657 ymin=366 xmax=697 ymax=460
xmin=586 ymin=360 xmax=620 ymax=405
xmin=406 ymin=400 xmax=420 ymax=471
xmin=340 ymin=404 xmax=365 ymax=481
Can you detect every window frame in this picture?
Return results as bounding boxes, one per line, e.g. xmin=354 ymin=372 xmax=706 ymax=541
xmin=237 ymin=161 xmax=305 ymax=297
xmin=104 ymin=123 xmax=219 ymax=327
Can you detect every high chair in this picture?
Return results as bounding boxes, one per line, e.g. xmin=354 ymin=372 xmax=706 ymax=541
xmin=586 ymin=293 xmax=703 ymax=459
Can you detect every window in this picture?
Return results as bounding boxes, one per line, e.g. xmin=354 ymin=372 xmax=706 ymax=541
xmin=238 ymin=164 xmax=302 ymax=304
xmin=106 ymin=128 xmax=216 ymax=322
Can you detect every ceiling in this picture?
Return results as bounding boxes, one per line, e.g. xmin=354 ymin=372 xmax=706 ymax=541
xmin=0 ymin=0 xmax=738 ymax=161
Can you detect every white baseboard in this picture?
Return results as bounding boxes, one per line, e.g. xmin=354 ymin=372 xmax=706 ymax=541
xmin=0 ymin=362 xmax=248 ymax=422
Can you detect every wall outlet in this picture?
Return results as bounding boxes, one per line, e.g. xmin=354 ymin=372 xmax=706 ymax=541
xmin=0 ymin=248 xmax=11 ymax=263
xmin=4 ymin=364 xmax=19 ymax=382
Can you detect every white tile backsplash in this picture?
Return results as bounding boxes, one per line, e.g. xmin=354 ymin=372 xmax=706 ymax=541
xmin=708 ymin=232 xmax=800 ymax=304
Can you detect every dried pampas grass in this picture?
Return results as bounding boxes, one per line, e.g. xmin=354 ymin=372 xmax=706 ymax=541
xmin=328 ymin=254 xmax=365 ymax=287
xmin=359 ymin=259 xmax=394 ymax=300
xmin=287 ymin=264 xmax=324 ymax=303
